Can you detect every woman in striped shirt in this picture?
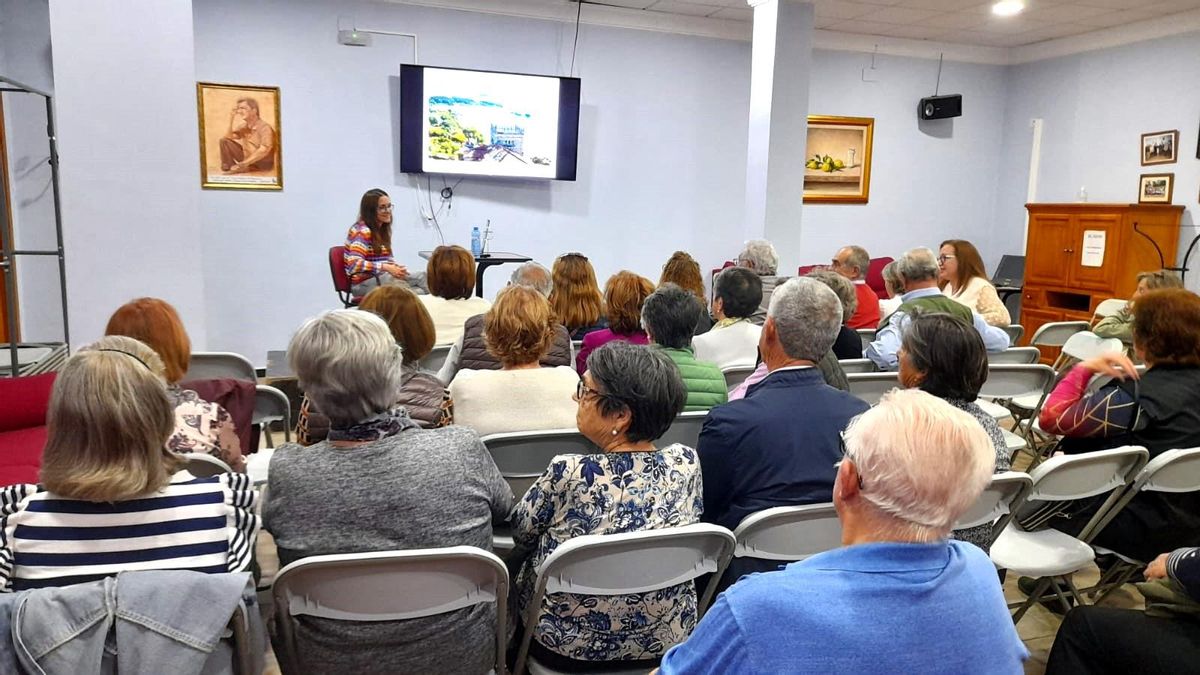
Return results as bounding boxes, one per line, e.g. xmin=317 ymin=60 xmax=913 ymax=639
xmin=0 ymin=338 xmax=259 ymax=592
xmin=344 ymin=188 xmax=426 ymax=298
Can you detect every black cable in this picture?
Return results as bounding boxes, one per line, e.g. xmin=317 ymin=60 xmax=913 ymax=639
xmin=569 ymin=1 xmax=583 ymax=77
xmin=1132 ymin=221 xmax=1167 ymax=270
xmin=934 ymin=53 xmax=943 ymax=96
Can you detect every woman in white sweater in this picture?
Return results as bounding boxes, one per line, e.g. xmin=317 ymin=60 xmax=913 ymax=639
xmin=451 ymin=285 xmax=579 ymax=436
xmin=419 ymin=245 xmax=492 ymax=345
xmin=938 ymin=239 xmax=1011 ymax=327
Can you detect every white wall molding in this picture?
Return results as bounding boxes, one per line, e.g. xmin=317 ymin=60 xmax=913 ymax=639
xmin=1009 ymin=8 xmax=1200 ymax=64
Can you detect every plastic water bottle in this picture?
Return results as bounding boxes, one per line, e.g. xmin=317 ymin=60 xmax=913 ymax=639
xmin=470 ymin=227 xmax=482 ymax=257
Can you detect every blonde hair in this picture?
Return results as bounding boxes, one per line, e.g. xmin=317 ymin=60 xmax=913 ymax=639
xmin=484 ymin=285 xmax=557 ymax=367
xmin=41 ymin=337 xmax=182 ymax=501
xmin=549 ymin=253 xmax=604 ymax=332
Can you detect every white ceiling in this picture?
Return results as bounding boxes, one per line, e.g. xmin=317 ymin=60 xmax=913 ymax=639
xmin=590 ymin=0 xmax=1200 ymax=47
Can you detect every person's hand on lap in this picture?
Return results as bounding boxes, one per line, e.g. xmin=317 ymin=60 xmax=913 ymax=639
xmin=1146 ymin=552 xmax=1170 ymax=580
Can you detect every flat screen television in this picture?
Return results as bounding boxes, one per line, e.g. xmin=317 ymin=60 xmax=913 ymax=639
xmin=400 ymin=64 xmax=581 ymax=181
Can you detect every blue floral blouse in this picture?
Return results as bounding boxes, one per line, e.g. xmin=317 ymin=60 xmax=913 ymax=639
xmin=511 ymin=443 xmax=704 ymax=663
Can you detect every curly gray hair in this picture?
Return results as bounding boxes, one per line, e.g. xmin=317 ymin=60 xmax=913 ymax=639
xmin=737 ymin=239 xmax=779 ymax=275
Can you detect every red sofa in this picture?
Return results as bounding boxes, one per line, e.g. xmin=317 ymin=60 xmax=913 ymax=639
xmin=0 ymin=373 xmax=56 ymax=486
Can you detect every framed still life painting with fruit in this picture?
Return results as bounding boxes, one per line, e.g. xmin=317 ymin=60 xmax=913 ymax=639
xmin=804 ymin=116 xmax=874 ymax=204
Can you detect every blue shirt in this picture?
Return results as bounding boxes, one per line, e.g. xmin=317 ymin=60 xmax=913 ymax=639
xmin=866 ymin=287 xmax=1011 ymax=370
xmin=659 ymin=540 xmax=1028 ymax=674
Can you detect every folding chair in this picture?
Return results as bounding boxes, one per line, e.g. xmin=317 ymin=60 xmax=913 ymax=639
xmin=953 ymin=471 xmax=1033 ymax=549
xmin=1092 ymin=298 xmax=1127 ymax=321
xmin=988 ymin=347 xmax=1041 ymax=365
xmin=185 ymin=352 xmax=257 ymax=383
xmin=856 ymin=328 xmax=876 ymax=354
xmin=845 ymin=372 xmax=899 ymax=406
xmin=731 ymin=503 xmax=842 ymax=564
xmin=989 ymin=446 xmax=1148 ymax=623
xmin=181 ymin=452 xmax=234 ymax=478
xmin=253 ymin=384 xmax=292 ymax=448
xmin=1002 ymin=324 xmax=1025 ymax=347
xmin=272 ymin=547 xmax=508 ymax=675
xmin=657 ymin=411 xmax=708 ymax=450
xmin=1084 ymin=447 xmax=1200 ymax=604
xmin=979 ymin=364 xmax=1057 ymax=462
xmin=837 ymin=358 xmax=877 ymax=374
xmin=1028 ymin=321 xmax=1090 ymax=371
xmin=419 ymin=345 xmax=452 ymax=374
xmin=512 ymin=524 xmax=736 ymax=675
xmin=721 ymin=364 xmax=756 ymax=394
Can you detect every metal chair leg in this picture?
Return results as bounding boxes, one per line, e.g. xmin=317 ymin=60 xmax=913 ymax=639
xmin=1011 ymin=576 xmax=1052 ymax=623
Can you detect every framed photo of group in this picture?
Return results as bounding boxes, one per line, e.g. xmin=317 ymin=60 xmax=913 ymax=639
xmin=1137 ymin=173 xmax=1174 ymax=204
xmin=196 ymin=82 xmax=283 ymax=190
xmin=1140 ymin=129 xmax=1177 ymax=166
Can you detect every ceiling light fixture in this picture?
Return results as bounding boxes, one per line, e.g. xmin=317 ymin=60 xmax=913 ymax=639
xmin=991 ymin=0 xmax=1025 ymax=16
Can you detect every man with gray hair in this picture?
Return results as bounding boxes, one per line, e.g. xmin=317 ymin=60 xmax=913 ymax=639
xmin=831 ymin=245 xmax=882 ymax=328
xmin=866 ymin=247 xmax=1009 ymax=371
xmin=437 ymin=260 xmax=571 ymax=382
xmin=660 ymin=389 xmax=1027 ymax=673
xmin=697 ymin=277 xmax=870 ymax=589
xmin=736 ymin=239 xmax=788 ymax=326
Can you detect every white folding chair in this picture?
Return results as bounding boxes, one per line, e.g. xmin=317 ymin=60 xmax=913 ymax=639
xmin=512 ymin=524 xmax=736 ymax=675
xmin=657 ymin=411 xmax=708 ymax=450
xmin=1061 ymin=331 xmax=1124 ymax=363
xmin=856 ymin=328 xmax=876 ymax=353
xmin=184 ymin=352 xmax=256 ymax=382
xmin=845 ymin=372 xmax=899 ymax=406
xmin=731 ymin=503 xmax=842 ymax=564
xmin=1084 ymin=447 xmax=1200 ymax=603
xmin=271 ymin=547 xmax=508 ymax=675
xmin=721 ymin=364 xmax=756 ymax=394
xmin=989 ymin=446 xmax=1148 ymax=623
xmin=1002 ymin=324 xmax=1025 ymax=347
xmin=253 ymin=384 xmax=292 ymax=448
xmin=837 ymin=358 xmax=877 ymax=374
xmin=953 ymin=471 xmax=1033 ymax=549
xmin=988 ymin=347 xmax=1041 ymax=365
xmin=419 ymin=345 xmax=452 ymax=374
xmin=1028 ymin=321 xmax=1090 ymax=371
xmin=181 ymin=453 xmax=234 ymax=478
xmin=1093 ymin=298 xmax=1128 ymax=320
xmin=979 ymin=364 xmax=1057 ymax=462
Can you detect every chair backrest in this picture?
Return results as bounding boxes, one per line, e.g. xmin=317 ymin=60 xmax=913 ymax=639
xmin=253 ymin=384 xmax=291 ymax=431
xmin=482 ymin=429 xmax=598 ymax=497
xmin=732 ymin=503 xmax=842 ymax=562
xmin=513 ymin=524 xmax=735 ymax=675
xmin=721 ymin=364 xmax=756 ymax=394
xmin=865 ymin=256 xmax=894 ymax=299
xmin=1029 ymin=321 xmax=1090 ymax=348
xmin=328 ymin=245 xmax=351 ymax=293
xmin=182 ymin=453 xmax=234 ymax=478
xmin=185 ymin=352 xmax=257 ymax=383
xmin=1060 ymin=331 xmax=1124 ymax=361
xmin=979 ymin=364 xmax=1056 ymax=402
xmin=988 ymin=347 xmax=1041 ymax=364
xmin=1086 ymin=447 xmax=1200 ymax=542
xmin=657 ymin=411 xmax=707 ymax=450
xmin=838 ymin=358 xmax=877 ymax=374
xmin=273 ymin=547 xmax=508 ymax=675
xmin=419 ymin=345 xmax=451 ymax=374
xmin=1093 ymin=298 xmax=1128 ymax=320
xmin=845 ymin=372 xmax=899 ymax=406
xmin=1002 ymin=324 xmax=1024 ymax=346
xmin=856 ymin=328 xmax=876 ymax=353
xmin=953 ymin=471 xmax=1033 ymax=544
xmin=1025 ymin=445 xmax=1148 ymax=505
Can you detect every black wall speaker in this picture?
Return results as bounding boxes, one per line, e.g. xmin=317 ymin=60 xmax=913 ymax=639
xmin=919 ymin=94 xmax=962 ymax=120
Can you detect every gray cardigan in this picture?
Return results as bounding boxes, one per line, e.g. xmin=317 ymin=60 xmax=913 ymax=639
xmin=264 ymin=425 xmax=513 ymax=674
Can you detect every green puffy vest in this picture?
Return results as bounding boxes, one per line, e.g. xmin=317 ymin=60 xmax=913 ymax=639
xmin=896 ymin=294 xmax=973 ymax=325
xmin=658 ymin=346 xmax=729 ymax=412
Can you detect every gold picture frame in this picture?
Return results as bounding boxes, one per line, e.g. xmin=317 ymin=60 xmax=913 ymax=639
xmin=197 ymin=82 xmax=282 ymax=190
xmin=803 ymin=116 xmax=874 ymax=204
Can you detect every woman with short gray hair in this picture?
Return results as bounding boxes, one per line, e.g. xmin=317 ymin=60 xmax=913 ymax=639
xmin=806 ymin=269 xmax=863 ymax=360
xmin=510 ymin=341 xmax=702 ymax=670
xmin=264 ymin=309 xmax=513 ymax=674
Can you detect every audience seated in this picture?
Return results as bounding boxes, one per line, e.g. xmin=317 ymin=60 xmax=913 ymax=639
xmin=105 ymin=297 xmax=244 ymax=471
xmin=878 ymin=260 xmax=904 ymax=325
xmin=297 ymin=285 xmax=451 ymax=444
xmin=1047 ymin=546 xmax=1200 ymax=673
xmin=898 ymin=313 xmax=1012 ymax=551
xmin=659 ymin=389 xmax=1027 ymax=674
xmin=806 ymin=269 xmax=864 ymax=359
xmin=866 ymin=248 xmax=1009 ymax=370
xmin=938 ymin=239 xmax=1011 ymax=327
xmin=549 ymin=252 xmax=608 ymax=340
xmin=697 ymin=278 xmax=869 ymax=587
xmin=436 ymin=261 xmax=572 ymax=383
xmin=510 ymin=341 xmax=697 ymax=669
xmin=418 ymin=245 xmax=492 ymax=345
xmin=642 ymin=283 xmax=728 ymax=411
xmin=0 ymin=338 xmax=259 ymax=591
xmin=694 ymin=267 xmax=762 ymax=369
xmin=831 ymin=245 xmax=881 ymax=328
xmin=728 ymin=349 xmax=850 ymax=400
xmin=659 ymin=251 xmax=714 ymax=336
xmin=1093 ymin=269 xmax=1183 ymax=346
xmin=264 ymin=310 xmax=512 ymax=674
xmin=450 ymin=285 xmax=579 ymax=436
xmin=1027 ymin=289 xmax=1200 ymax=565
xmin=575 ymin=270 xmax=654 ymax=373
xmin=737 ymin=239 xmax=787 ymax=325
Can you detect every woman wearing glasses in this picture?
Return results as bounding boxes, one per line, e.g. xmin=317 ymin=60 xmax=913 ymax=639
xmin=510 ymin=341 xmax=701 ymax=671
xmin=343 ymin=188 xmax=426 ymax=298
xmin=937 ymin=239 xmax=1011 ymax=327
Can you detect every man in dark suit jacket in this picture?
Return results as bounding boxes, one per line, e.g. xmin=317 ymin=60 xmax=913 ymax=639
xmin=698 ymin=277 xmax=870 ymax=590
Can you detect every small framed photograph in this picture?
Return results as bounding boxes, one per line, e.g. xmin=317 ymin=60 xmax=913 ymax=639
xmin=196 ymin=82 xmax=282 ymax=190
xmin=1140 ymin=129 xmax=1177 ymax=166
xmin=1138 ymin=173 xmax=1174 ymax=204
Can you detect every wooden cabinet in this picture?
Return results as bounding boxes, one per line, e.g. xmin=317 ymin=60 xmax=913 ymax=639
xmin=1022 ymin=204 xmax=1184 ymax=358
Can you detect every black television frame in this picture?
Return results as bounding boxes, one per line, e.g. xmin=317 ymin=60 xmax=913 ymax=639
xmin=400 ymin=64 xmax=581 ymax=181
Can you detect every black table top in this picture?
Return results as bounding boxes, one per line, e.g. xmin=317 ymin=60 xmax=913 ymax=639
xmin=417 ymin=250 xmax=531 ymax=262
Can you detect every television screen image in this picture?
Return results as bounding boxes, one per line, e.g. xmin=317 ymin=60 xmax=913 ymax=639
xmin=401 ymin=65 xmax=580 ymax=181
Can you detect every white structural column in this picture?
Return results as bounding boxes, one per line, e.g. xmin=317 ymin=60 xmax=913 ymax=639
xmin=744 ymin=0 xmax=814 ymax=273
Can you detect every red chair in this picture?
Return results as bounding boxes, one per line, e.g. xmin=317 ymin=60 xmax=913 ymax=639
xmin=328 ymin=246 xmax=360 ymax=308
xmin=866 ymin=256 xmax=895 ymax=299
xmin=0 ymin=372 xmax=56 ymax=486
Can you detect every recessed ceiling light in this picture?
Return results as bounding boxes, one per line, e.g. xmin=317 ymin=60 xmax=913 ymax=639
xmin=992 ymin=0 xmax=1025 ymax=16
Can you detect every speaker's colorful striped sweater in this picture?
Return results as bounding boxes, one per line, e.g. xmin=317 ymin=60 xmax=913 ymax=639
xmin=343 ymin=221 xmax=393 ymax=285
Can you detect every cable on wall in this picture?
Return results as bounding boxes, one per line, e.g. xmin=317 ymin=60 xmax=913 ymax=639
xmin=569 ymin=1 xmax=584 ymax=77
